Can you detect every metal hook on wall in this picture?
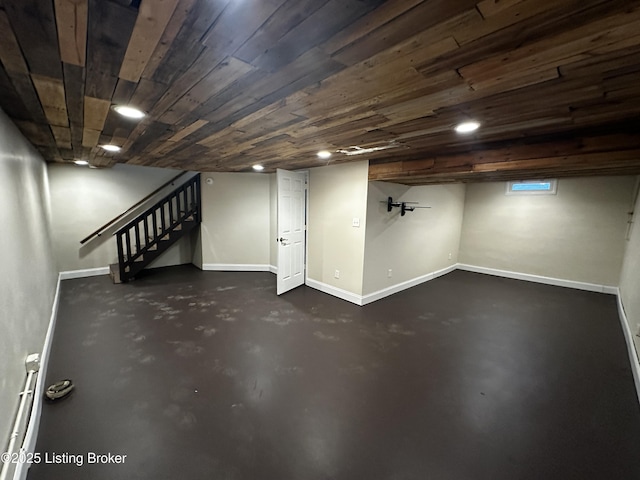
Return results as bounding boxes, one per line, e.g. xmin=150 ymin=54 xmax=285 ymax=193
xmin=383 ymin=196 xmax=431 ymax=216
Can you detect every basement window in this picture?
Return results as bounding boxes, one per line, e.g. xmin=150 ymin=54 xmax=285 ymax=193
xmin=506 ymin=179 xmax=557 ymax=195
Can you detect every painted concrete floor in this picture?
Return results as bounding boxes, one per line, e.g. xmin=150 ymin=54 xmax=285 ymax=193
xmin=29 ymin=266 xmax=640 ymax=479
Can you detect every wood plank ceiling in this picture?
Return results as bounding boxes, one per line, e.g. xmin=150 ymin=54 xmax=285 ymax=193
xmin=0 ymin=0 xmax=639 ymax=184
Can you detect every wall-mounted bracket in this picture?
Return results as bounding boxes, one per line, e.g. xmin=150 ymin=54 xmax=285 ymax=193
xmin=383 ymin=196 xmax=431 ymax=216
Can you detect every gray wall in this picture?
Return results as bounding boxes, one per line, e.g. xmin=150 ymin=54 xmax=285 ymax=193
xmin=459 ymin=177 xmax=636 ymax=286
xmin=363 ymin=181 xmax=465 ymax=295
xmin=48 ymin=163 xmax=195 ymax=272
xmin=199 ymin=172 xmax=271 ymax=267
xmin=0 ymin=110 xmax=57 ymax=450
xmin=308 ymin=161 xmax=369 ymax=295
xmin=620 ymin=177 xmax=640 ymax=338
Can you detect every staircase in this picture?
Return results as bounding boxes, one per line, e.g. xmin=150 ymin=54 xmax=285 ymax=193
xmin=111 ymin=174 xmax=201 ymax=283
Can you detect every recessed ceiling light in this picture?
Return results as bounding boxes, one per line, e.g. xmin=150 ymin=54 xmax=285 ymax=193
xmin=317 ymin=150 xmax=332 ymax=159
xmin=100 ymin=144 xmax=121 ymax=152
xmin=455 ymin=121 xmax=480 ymax=133
xmin=73 ymin=160 xmax=89 ymax=166
xmin=252 ymin=164 xmax=264 ymax=171
xmin=113 ymin=105 xmax=146 ymax=119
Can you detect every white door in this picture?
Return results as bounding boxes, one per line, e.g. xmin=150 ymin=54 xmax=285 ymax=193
xmin=277 ymin=169 xmax=306 ymax=295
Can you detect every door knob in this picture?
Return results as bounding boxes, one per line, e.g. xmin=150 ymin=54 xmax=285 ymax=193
xmin=278 ymin=237 xmax=289 ymax=245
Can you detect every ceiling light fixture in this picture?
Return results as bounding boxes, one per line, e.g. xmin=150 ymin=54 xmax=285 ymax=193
xmin=252 ymin=164 xmax=264 ymax=171
xmin=317 ymin=150 xmax=332 ymax=159
xmin=455 ymin=121 xmax=480 ymax=133
xmin=100 ymin=144 xmax=121 ymax=152
xmin=73 ymin=160 xmax=89 ymax=166
xmin=113 ymin=105 xmax=146 ymax=119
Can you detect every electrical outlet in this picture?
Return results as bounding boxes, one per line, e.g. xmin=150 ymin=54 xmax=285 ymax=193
xmin=352 ymin=217 xmax=360 ymax=227
xmin=448 ymin=253 xmax=452 ymax=260
xmin=334 ymin=270 xmax=340 ymax=279
xmin=387 ymin=269 xmax=392 ymax=278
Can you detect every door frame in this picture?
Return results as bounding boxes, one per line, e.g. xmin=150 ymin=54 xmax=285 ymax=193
xmin=302 ymin=170 xmax=309 ymax=287
xmin=276 ymin=168 xmax=309 ymax=294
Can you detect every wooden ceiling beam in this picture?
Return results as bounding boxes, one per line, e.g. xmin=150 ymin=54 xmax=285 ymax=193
xmin=236 ymin=0 xmax=332 ymax=64
xmin=146 ymin=0 xmax=231 ymax=86
xmin=0 ymin=64 xmax=29 ymax=121
xmin=459 ymin=6 xmax=640 ymax=89
xmin=0 ymin=8 xmax=28 ymax=74
xmin=118 ymin=0 xmax=180 ymax=83
xmin=139 ymin=0 xmax=197 ymax=80
xmin=54 ymin=0 xmax=88 ymax=67
xmin=388 ymin=165 xmax=640 ymax=185
xmin=31 ymin=75 xmax=69 ymax=127
xmin=85 ymin=0 xmax=137 ymax=100
xmin=4 ymin=0 xmax=62 ymax=79
xmin=369 ymin=132 xmax=640 ymax=184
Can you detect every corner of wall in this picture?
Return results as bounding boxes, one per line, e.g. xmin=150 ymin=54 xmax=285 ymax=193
xmin=361 ymin=181 xmax=466 ymax=296
xmin=307 ymin=161 xmax=369 ymax=298
xmin=192 ymin=227 xmax=204 ymax=269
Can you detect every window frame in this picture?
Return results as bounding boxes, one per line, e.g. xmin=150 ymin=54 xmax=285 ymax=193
xmin=505 ymin=179 xmax=558 ymax=196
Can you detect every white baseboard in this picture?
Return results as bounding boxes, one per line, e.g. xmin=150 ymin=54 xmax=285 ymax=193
xmin=309 ymin=262 xmax=619 ymax=307
xmin=456 ymin=264 xmax=617 ymax=294
xmin=307 ymin=263 xmax=618 ymax=307
xmin=202 ymin=263 xmax=272 ymax=272
xmin=361 ymin=264 xmax=457 ymax=305
xmin=305 ymin=278 xmax=363 ymax=306
xmin=59 ymin=267 xmax=109 ymax=280
xmin=616 ymin=291 xmax=640 ymax=405
xmin=59 ymin=264 xmax=275 ymax=278
xmin=14 ymin=274 xmax=62 ymax=480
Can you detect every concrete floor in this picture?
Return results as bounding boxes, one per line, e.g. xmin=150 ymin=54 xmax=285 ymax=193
xmin=29 ymin=266 xmax=640 ymax=479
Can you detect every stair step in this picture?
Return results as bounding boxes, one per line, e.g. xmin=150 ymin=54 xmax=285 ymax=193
xmin=117 ymin=185 xmax=200 ymax=283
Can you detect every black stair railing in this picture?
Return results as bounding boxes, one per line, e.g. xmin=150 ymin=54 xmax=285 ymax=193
xmin=115 ymin=174 xmax=201 ymax=282
xmin=80 ymin=171 xmax=189 ymax=245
